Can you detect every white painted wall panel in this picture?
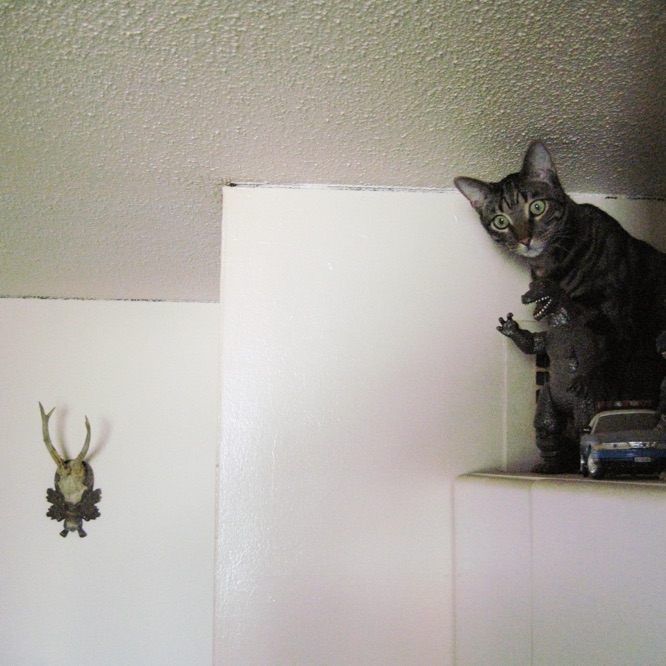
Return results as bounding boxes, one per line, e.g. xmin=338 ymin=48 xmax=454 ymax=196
xmin=216 ymin=188 xmax=666 ymax=664
xmin=216 ymin=186 xmax=530 ymax=665
xmin=455 ymin=474 xmax=666 ymax=666
xmin=532 ymin=481 xmax=666 ymax=666
xmin=0 ymin=299 xmax=219 ymax=665
xmin=454 ymin=474 xmax=533 ymax=666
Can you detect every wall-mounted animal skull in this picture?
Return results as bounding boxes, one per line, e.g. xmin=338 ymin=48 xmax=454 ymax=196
xmin=39 ymin=403 xmax=101 ymax=537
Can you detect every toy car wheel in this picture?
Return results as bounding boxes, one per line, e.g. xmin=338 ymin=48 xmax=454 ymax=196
xmin=580 ymin=453 xmax=589 ymax=477
xmin=587 ymin=451 xmax=604 ymax=480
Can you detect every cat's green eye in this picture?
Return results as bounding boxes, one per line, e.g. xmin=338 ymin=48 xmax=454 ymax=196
xmin=491 ymin=214 xmax=510 ymax=230
xmin=529 ymin=199 xmax=547 ymax=216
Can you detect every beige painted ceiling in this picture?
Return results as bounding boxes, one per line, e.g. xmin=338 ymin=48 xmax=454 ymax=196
xmin=1 ymin=0 xmax=664 ymax=302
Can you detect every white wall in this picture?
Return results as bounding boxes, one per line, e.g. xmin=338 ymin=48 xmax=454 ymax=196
xmin=0 ymin=299 xmax=219 ymax=665
xmin=215 ymin=187 xmax=666 ymax=665
xmin=215 ymin=186 xmax=530 ymax=665
xmin=4 ymin=190 xmax=660 ymax=665
xmin=455 ymin=473 xmax=666 ymax=666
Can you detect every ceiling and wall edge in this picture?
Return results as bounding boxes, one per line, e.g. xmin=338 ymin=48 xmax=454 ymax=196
xmin=1 ymin=0 xmax=664 ymax=302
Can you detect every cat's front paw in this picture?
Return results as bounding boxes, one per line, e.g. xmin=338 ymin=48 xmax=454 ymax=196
xmin=497 ymin=313 xmax=520 ymax=337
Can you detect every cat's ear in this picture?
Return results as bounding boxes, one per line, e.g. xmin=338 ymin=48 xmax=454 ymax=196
xmin=520 ymin=141 xmax=560 ymax=185
xmin=454 ymin=177 xmax=492 ymax=210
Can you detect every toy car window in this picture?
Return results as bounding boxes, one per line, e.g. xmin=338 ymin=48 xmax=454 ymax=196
xmin=594 ymin=413 xmax=660 ymax=433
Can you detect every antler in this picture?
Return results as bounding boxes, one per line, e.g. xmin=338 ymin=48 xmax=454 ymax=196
xmin=39 ymin=402 xmax=64 ymax=469
xmin=75 ymin=416 xmax=91 ymax=463
xmin=39 ymin=403 xmax=91 ymax=466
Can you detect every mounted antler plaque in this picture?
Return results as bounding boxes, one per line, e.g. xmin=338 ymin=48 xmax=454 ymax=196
xmin=39 ymin=403 xmax=101 ymax=537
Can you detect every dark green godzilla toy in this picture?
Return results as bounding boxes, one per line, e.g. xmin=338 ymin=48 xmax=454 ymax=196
xmin=498 ymin=280 xmax=609 ymax=473
xmin=40 ymin=403 xmax=101 ymax=537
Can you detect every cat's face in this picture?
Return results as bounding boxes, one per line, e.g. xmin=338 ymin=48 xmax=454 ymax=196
xmin=454 ymin=142 xmax=568 ymax=260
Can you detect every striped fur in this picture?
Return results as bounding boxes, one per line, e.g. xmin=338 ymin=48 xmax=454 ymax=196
xmin=455 ymin=141 xmax=666 ymax=401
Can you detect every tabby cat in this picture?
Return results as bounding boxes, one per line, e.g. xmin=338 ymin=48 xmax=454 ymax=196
xmin=455 ymin=141 xmax=666 ymax=403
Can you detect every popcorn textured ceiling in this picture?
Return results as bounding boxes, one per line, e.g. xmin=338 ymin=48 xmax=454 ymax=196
xmin=1 ymin=0 xmax=664 ymax=301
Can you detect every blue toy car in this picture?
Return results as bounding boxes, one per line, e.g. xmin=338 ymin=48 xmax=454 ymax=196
xmin=580 ymin=409 xmax=666 ymax=479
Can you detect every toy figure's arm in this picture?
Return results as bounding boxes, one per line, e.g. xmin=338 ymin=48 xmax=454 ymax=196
xmin=497 ymin=313 xmax=545 ymax=354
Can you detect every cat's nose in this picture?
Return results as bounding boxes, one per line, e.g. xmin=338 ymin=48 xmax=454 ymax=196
xmin=518 ymin=237 xmax=531 ymax=247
